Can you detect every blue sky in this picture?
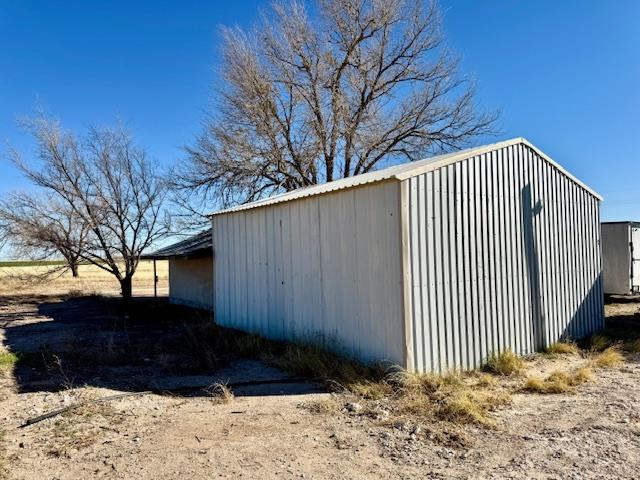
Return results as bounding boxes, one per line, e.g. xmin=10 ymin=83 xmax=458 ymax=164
xmin=1 ymin=0 xmax=638 ymax=221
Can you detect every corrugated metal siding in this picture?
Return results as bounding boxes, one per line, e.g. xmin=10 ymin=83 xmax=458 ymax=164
xmin=405 ymin=144 xmax=604 ymax=372
xmin=212 ymin=181 xmax=406 ymax=365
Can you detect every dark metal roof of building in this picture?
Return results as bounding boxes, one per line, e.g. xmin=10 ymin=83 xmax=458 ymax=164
xmin=141 ymin=230 xmax=212 ymax=260
xmin=602 ymin=221 xmax=640 ymax=228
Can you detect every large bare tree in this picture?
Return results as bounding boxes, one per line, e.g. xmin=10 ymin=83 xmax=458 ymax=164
xmin=0 ymin=192 xmax=89 ymax=277
xmin=175 ymin=0 xmax=497 ymax=216
xmin=9 ymin=115 xmax=168 ymax=299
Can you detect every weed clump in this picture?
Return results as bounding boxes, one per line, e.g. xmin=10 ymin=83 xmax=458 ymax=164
xmin=545 ymin=341 xmax=579 ymax=355
xmin=522 ymin=367 xmax=592 ymax=394
xmin=0 ymin=349 xmax=19 ymax=378
xmin=589 ymin=335 xmax=611 ymax=352
xmin=180 ymin=320 xmax=511 ymax=426
xmin=302 ymin=398 xmax=341 ymax=414
xmin=484 ymin=349 xmax=525 ymax=376
xmin=392 ymin=371 xmax=511 ymax=426
xmin=474 ymin=373 xmax=498 ymax=387
xmin=270 ymin=343 xmax=390 ymax=398
xmin=592 ymin=346 xmax=623 ymax=368
xmin=572 ymin=367 xmax=593 ymax=384
xmin=204 ymin=382 xmax=234 ymax=404
xmin=626 ymin=338 xmax=640 ymax=353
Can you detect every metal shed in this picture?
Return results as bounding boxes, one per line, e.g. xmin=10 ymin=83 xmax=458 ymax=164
xmin=601 ymin=222 xmax=640 ymax=295
xmin=143 ymin=230 xmax=214 ymax=310
xmin=210 ymin=138 xmax=604 ymax=372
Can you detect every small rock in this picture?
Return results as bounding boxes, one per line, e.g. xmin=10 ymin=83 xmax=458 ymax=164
xmin=393 ymin=421 xmax=406 ymax=431
xmin=376 ymin=409 xmax=390 ymax=420
xmin=346 ymin=402 xmax=362 ymax=413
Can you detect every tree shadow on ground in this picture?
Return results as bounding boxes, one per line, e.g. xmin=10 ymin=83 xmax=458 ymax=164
xmin=0 ymin=294 xmax=323 ymax=397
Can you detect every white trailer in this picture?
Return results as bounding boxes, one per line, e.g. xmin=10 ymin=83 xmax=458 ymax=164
xmin=601 ymin=222 xmax=640 ymax=295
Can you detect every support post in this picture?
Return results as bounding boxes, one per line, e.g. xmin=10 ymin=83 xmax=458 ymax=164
xmin=153 ymin=259 xmax=157 ymax=298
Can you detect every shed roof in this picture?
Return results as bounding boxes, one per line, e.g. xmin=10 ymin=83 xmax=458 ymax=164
xmin=210 ymin=137 xmax=602 ymax=217
xmin=142 ymin=230 xmax=212 ymax=260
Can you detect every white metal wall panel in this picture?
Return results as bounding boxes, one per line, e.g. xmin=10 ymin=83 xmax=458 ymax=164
xmin=601 ymin=223 xmax=634 ymax=294
xmin=169 ymin=257 xmax=214 ymax=310
xmin=212 ymin=181 xmax=406 ymax=365
xmin=405 ymin=144 xmax=604 ymax=372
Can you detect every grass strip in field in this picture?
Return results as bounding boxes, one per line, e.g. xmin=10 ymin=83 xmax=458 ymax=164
xmin=0 ymin=260 xmax=67 ymax=267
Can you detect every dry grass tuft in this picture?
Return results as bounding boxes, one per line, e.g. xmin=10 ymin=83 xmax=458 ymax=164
xmin=392 ymin=371 xmax=511 ymax=426
xmin=302 ymin=397 xmax=341 ymax=414
xmin=436 ymin=389 xmax=511 ymax=425
xmin=625 ymin=338 xmax=640 ymax=353
xmin=484 ymin=349 xmax=525 ymax=376
xmin=589 ymin=334 xmax=612 ymax=352
xmin=474 ymin=373 xmax=498 ymax=387
xmin=545 ymin=341 xmax=580 ymax=355
xmin=204 ymin=382 xmax=234 ymax=404
xmin=572 ymin=367 xmax=593 ymax=384
xmin=522 ymin=367 xmax=592 ymax=394
xmin=592 ymin=346 xmax=624 ymax=368
xmin=180 ymin=320 xmax=512 ymax=426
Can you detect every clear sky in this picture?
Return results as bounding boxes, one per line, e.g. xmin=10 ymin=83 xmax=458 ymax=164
xmin=1 ymin=0 xmax=639 ymax=221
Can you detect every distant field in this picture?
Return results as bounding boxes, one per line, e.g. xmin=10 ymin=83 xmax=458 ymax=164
xmin=0 ymin=259 xmax=169 ymax=297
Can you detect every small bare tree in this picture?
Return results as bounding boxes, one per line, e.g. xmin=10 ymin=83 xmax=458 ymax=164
xmin=9 ymin=115 xmax=168 ymax=299
xmin=0 ymin=192 xmax=89 ymax=277
xmin=175 ymin=0 xmax=497 ymax=217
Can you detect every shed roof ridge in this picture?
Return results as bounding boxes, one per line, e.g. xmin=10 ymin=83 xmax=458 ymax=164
xmin=209 ymin=137 xmax=601 ymax=216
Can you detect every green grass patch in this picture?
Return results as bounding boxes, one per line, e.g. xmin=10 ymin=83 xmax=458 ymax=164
xmin=0 ymin=350 xmax=19 ymax=375
xmin=0 ymin=260 xmax=67 ymax=268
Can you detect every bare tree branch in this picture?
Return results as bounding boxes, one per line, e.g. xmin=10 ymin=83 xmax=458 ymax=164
xmin=173 ymin=0 xmax=498 ymax=221
xmin=6 ymin=114 xmax=169 ymax=299
xmin=0 ymin=192 xmax=88 ymax=277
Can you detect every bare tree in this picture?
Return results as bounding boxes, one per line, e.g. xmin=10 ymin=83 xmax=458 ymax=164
xmin=175 ymin=0 xmax=497 ymax=216
xmin=0 ymin=192 xmax=89 ymax=277
xmin=9 ymin=115 xmax=169 ymax=299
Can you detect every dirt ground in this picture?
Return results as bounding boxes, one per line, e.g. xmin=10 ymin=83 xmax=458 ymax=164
xmin=0 ymin=289 xmax=639 ymax=479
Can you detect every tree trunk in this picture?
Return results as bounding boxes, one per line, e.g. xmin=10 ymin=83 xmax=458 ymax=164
xmin=120 ymin=276 xmax=133 ymax=300
xmin=70 ymin=262 xmax=79 ymax=278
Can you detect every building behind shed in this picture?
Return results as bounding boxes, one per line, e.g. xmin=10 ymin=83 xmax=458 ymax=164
xmin=211 ymin=138 xmax=604 ymax=372
xmin=601 ymin=222 xmax=640 ymax=295
xmin=143 ymin=231 xmax=214 ymax=311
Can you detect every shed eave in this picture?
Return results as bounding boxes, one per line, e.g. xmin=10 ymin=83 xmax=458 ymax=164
xmin=208 ymin=137 xmax=602 ymax=217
